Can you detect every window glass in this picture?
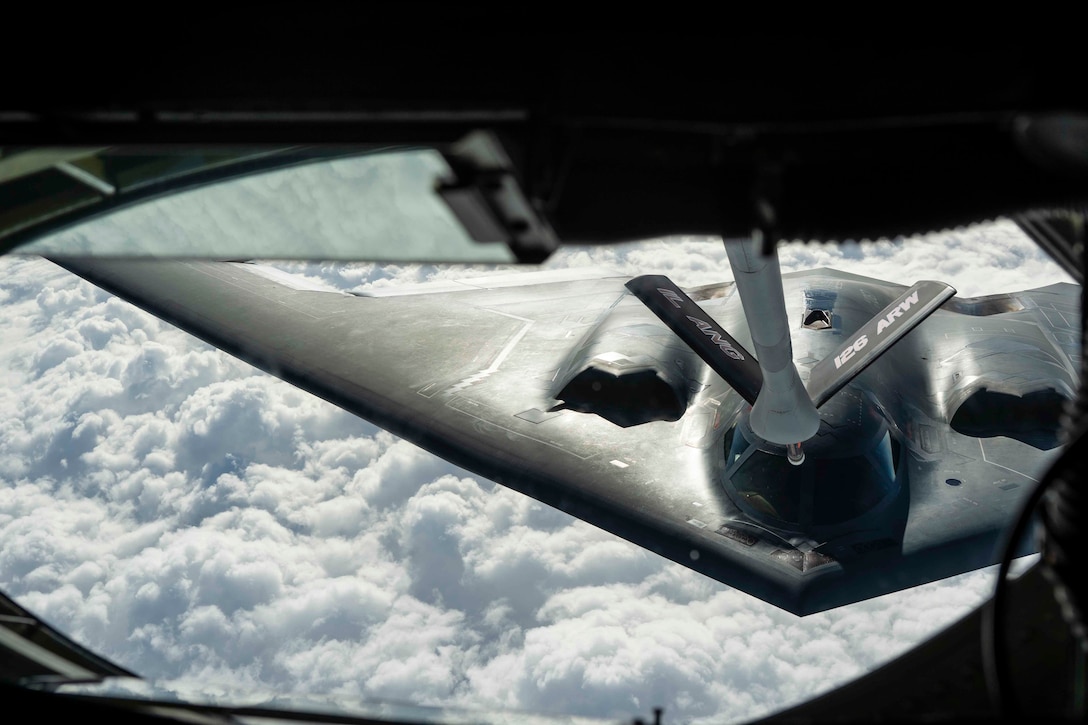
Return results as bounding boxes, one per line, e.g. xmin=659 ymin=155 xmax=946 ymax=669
xmin=728 ymin=430 xmax=897 ymax=527
xmin=16 ymin=150 xmax=516 ymax=263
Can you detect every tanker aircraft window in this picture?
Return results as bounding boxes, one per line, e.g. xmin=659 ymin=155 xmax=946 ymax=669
xmin=12 ymin=149 xmax=517 ymax=263
xmin=0 ymin=148 xmax=1077 ymax=724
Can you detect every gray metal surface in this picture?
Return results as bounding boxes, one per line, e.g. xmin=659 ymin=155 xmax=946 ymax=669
xmin=724 ymin=237 xmax=820 ymax=445
xmin=58 ymin=259 xmax=1080 ymax=615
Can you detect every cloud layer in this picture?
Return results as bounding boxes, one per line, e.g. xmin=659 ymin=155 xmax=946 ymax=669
xmin=0 ymin=220 xmax=1073 ymax=723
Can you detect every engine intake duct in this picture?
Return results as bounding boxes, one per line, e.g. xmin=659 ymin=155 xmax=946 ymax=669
xmin=558 ymin=365 xmax=685 ymax=427
xmin=550 ymin=297 xmax=700 ymax=427
xmin=951 ymin=387 xmax=1069 ymax=450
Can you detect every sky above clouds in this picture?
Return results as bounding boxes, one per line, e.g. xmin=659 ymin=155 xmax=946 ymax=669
xmin=0 ymin=189 xmax=1076 ymax=725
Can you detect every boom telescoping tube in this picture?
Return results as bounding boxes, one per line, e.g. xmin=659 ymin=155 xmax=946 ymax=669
xmin=724 ymin=235 xmax=820 ymax=446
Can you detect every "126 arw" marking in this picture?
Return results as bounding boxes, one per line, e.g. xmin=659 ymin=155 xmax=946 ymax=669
xmin=833 ymin=334 xmax=868 ymax=369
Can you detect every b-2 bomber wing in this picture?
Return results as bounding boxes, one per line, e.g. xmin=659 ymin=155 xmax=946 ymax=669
xmin=56 ymin=259 xmax=1077 ymax=615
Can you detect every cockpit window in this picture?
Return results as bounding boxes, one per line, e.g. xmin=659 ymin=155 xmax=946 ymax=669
xmin=726 ymin=431 xmax=898 ymax=529
xmin=732 ymin=450 xmax=805 ymax=523
xmin=811 ymin=449 xmax=895 ymax=525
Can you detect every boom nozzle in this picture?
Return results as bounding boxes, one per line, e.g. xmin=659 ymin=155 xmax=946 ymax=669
xmin=787 ymin=442 xmax=805 ymax=466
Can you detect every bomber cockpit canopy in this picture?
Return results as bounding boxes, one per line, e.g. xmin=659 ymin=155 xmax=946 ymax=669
xmin=723 ymin=389 xmax=900 ymax=535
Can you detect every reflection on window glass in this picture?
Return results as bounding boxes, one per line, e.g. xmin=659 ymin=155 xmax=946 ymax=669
xmin=19 ymin=150 xmax=515 ymax=263
xmin=735 ymin=450 xmax=804 ymax=523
